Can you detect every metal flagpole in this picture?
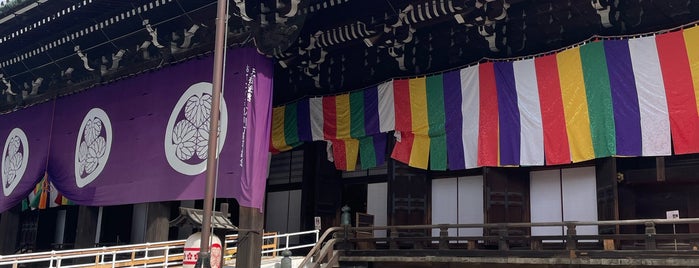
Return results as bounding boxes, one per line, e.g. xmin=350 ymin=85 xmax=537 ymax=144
xmin=196 ymin=0 xmax=228 ymax=266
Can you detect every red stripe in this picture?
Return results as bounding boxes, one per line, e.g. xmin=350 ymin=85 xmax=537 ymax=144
xmin=535 ymin=55 xmax=571 ymax=165
xmin=477 ymin=63 xmax=499 ymax=166
xmin=393 ymin=79 xmax=412 ymax=132
xmin=656 ymin=31 xmax=699 ymax=154
xmin=323 ymin=96 xmax=337 ymax=140
xmin=332 ymin=140 xmax=348 ymax=170
xmin=391 ymin=132 xmax=414 ymax=165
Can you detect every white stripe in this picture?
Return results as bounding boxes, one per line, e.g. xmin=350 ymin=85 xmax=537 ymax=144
xmin=628 ymin=37 xmax=671 ymax=156
xmin=513 ymin=59 xmax=544 ymax=166
xmin=461 ymin=66 xmax=480 ymax=168
xmin=309 ymin=97 xmax=325 ymax=141
xmin=378 ymin=81 xmax=395 ymax=133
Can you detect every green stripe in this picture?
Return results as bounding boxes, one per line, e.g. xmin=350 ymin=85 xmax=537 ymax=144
xmin=283 ymin=102 xmax=300 ymax=147
xmin=350 ymin=91 xmax=366 ymax=138
xmin=580 ymin=42 xmax=616 ymax=157
xmin=429 ymin=135 xmax=447 ymax=170
xmin=426 ymin=75 xmax=447 ymax=170
xmin=359 ymin=136 xmax=377 ymax=169
xmin=426 ymin=75 xmax=446 ymax=136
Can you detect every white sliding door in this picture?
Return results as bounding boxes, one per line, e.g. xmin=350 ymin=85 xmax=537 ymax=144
xmin=562 ymin=167 xmax=598 ymax=237
xmin=431 ymin=176 xmax=484 ymax=239
xmin=530 ymin=167 xmax=598 ymax=241
xmin=530 ymin=170 xmax=563 ymax=238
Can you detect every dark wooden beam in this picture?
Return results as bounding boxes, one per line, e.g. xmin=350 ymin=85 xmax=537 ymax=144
xmin=74 ymin=206 xmax=99 ymax=249
xmin=145 ymin=202 xmax=170 ymax=243
xmin=623 ymin=164 xmax=699 ymax=184
xmin=656 ymin=157 xmax=666 ymax=182
xmin=0 ymin=207 xmax=20 ymax=254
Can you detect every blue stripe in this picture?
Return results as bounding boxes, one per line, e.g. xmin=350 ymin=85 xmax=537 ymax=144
xmin=494 ymin=62 xmax=521 ymax=165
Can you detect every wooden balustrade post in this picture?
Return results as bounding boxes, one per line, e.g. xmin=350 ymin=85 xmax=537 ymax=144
xmin=645 ymin=222 xmax=657 ymax=250
xmin=439 ymin=225 xmax=449 ymax=250
xmin=498 ymin=225 xmax=509 ymax=251
xmin=566 ymin=223 xmax=577 ymax=250
xmin=390 ymin=228 xmax=399 ymax=250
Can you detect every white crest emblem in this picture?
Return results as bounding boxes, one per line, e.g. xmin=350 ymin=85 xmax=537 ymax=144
xmin=2 ymin=128 xmax=29 ymax=196
xmin=165 ymin=82 xmax=228 ymax=175
xmin=75 ymin=108 xmax=112 ymax=188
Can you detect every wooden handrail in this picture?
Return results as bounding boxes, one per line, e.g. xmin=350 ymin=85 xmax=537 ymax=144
xmin=299 ymin=227 xmax=343 ymax=268
xmin=342 ymin=218 xmax=699 ymax=233
xmin=299 ymin=218 xmax=699 ymax=267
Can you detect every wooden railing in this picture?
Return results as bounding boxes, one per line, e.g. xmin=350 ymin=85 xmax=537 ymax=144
xmin=301 ymin=218 xmax=699 ymax=267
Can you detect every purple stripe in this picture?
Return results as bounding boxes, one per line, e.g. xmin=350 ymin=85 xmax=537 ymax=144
xmin=494 ymin=62 xmax=521 ymax=165
xmin=443 ymin=70 xmax=466 ymax=170
xmin=373 ymin=133 xmax=387 ymax=166
xmin=296 ymin=98 xmax=312 ymax=142
xmin=604 ymin=40 xmax=642 ymax=156
xmin=364 ymin=86 xmax=381 ymax=136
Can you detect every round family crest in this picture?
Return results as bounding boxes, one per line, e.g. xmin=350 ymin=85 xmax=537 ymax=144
xmin=2 ymin=128 xmax=28 ymax=196
xmin=75 ymin=108 xmax=112 ymax=188
xmin=165 ymin=82 xmax=228 ymax=175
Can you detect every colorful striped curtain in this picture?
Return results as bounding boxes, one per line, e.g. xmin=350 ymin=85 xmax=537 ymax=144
xmin=22 ymin=173 xmax=73 ymax=211
xmin=271 ymin=26 xmax=699 ymax=171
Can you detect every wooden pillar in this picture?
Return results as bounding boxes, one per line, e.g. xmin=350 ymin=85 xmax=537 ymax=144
xmin=596 ymin=158 xmax=619 ymax=235
xmin=74 ymin=206 xmax=99 ymax=249
xmin=237 ymin=206 xmax=264 ymax=268
xmin=687 ymin=186 xmax=699 ymax=234
xmin=145 ymin=202 xmax=171 ymax=243
xmin=618 ymin=186 xmax=636 ymax=235
xmin=0 ymin=208 xmax=20 ymax=254
xmin=656 ymin=157 xmax=666 ymax=182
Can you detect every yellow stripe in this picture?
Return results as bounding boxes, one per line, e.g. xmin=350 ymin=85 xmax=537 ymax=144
xmin=344 ymin=139 xmax=359 ymax=171
xmin=683 ymin=27 xmax=699 ymax=115
xmin=335 ymin=94 xmax=351 ymax=139
xmin=409 ymin=134 xmax=431 ymax=169
xmin=557 ymin=47 xmax=594 ymax=162
xmin=409 ymin=77 xmax=429 ymax=135
xmin=271 ymin=106 xmax=291 ymax=151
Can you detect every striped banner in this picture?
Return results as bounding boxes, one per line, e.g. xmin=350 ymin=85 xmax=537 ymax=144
xmin=657 ymin=31 xmax=699 ymax=154
xmin=270 ymin=26 xmax=699 ymax=171
xmin=628 ymin=37 xmax=671 ymax=156
xmin=513 ymin=59 xmax=544 ymax=166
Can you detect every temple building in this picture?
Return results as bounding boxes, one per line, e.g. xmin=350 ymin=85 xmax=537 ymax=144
xmin=0 ymin=0 xmax=699 ymax=261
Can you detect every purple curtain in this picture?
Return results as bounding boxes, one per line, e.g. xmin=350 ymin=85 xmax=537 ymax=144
xmin=0 ymin=47 xmax=272 ymax=212
xmin=0 ymin=103 xmax=53 ymax=212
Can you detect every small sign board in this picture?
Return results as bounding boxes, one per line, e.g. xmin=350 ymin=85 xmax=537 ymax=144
xmin=314 ymin=216 xmax=322 ymax=230
xmin=666 ymin=210 xmax=680 ymax=220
